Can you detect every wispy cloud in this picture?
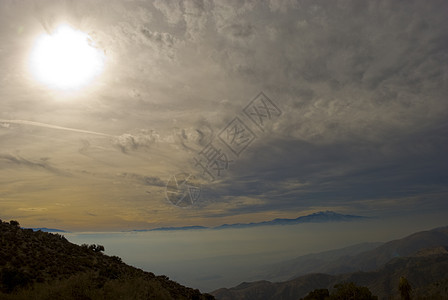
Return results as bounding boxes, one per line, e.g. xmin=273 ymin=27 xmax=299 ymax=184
xmin=0 ymin=119 xmax=113 ymax=137
xmin=0 ymin=154 xmax=67 ymax=175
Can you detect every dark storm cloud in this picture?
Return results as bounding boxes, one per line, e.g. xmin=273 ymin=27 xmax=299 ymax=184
xmin=203 ymin=120 xmax=448 ymax=216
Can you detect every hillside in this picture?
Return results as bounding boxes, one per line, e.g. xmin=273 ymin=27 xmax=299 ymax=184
xmin=259 ymin=242 xmax=383 ymax=282
xmin=329 ymin=226 xmax=448 ymax=274
xmin=212 ymin=226 xmax=448 ymax=300
xmin=0 ymin=219 xmax=214 ymax=299
xmin=212 ymin=250 xmax=448 ymax=300
xmin=261 ymin=226 xmax=448 ymax=282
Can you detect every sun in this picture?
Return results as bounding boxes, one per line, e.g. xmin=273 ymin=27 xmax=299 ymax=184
xmin=29 ymin=24 xmax=105 ymax=90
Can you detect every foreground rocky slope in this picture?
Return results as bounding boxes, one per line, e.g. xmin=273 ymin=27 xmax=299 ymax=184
xmin=0 ymin=219 xmax=214 ymax=299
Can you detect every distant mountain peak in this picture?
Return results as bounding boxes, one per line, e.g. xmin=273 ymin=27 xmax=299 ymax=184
xmin=131 ymin=211 xmax=369 ymax=232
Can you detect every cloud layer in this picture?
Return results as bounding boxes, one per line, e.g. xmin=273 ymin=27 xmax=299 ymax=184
xmin=0 ymin=0 xmax=447 ymax=230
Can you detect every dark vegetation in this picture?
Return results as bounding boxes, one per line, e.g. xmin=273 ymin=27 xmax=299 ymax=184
xmin=0 ymin=219 xmax=214 ymax=299
xmin=302 ymin=282 xmax=377 ymax=299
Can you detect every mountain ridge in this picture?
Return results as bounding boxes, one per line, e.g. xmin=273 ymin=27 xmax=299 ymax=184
xmin=213 ymin=254 xmax=448 ymax=300
xmin=27 ymin=227 xmax=68 ymax=233
xmin=211 ymin=225 xmax=448 ymax=300
xmin=258 ymin=241 xmax=384 ymax=282
xmin=260 ymin=225 xmax=448 ymax=282
xmin=129 ymin=211 xmax=370 ymax=232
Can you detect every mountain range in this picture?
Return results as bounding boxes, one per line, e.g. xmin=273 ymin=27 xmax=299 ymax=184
xmin=18 ymin=211 xmax=368 ymax=233
xmin=28 ymin=227 xmax=68 ymax=233
xmin=211 ymin=226 xmax=448 ymax=300
xmin=131 ymin=211 xmax=369 ymax=232
xmin=258 ymin=242 xmax=384 ymax=282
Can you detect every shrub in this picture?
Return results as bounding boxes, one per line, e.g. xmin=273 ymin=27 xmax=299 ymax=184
xmin=111 ymin=256 xmax=122 ymax=263
xmin=0 ymin=268 xmax=32 ymax=293
xmin=9 ymin=220 xmax=20 ymax=227
xmin=86 ymin=244 xmax=105 ymax=253
xmin=302 ymin=288 xmax=330 ymax=300
xmin=330 ymin=282 xmax=377 ymax=300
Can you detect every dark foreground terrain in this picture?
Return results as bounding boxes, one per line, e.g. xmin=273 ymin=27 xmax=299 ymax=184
xmin=0 ymin=219 xmax=214 ymax=300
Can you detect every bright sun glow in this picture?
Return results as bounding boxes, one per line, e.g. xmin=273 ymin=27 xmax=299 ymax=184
xmin=30 ymin=24 xmax=105 ymax=90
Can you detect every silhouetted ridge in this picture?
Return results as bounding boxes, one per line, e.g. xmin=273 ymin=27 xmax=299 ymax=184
xmin=0 ymin=220 xmax=214 ymax=299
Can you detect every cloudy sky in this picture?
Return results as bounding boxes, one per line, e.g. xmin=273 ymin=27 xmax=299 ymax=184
xmin=1 ymin=0 xmax=447 ymax=232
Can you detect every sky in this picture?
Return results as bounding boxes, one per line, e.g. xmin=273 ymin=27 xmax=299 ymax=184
xmin=1 ymin=0 xmax=448 ymax=234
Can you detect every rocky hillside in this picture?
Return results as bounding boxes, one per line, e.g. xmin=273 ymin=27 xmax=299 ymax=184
xmin=260 ymin=226 xmax=448 ymax=282
xmin=0 ymin=219 xmax=214 ymax=299
xmin=213 ymin=251 xmax=448 ymax=300
xmin=212 ymin=226 xmax=448 ymax=300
